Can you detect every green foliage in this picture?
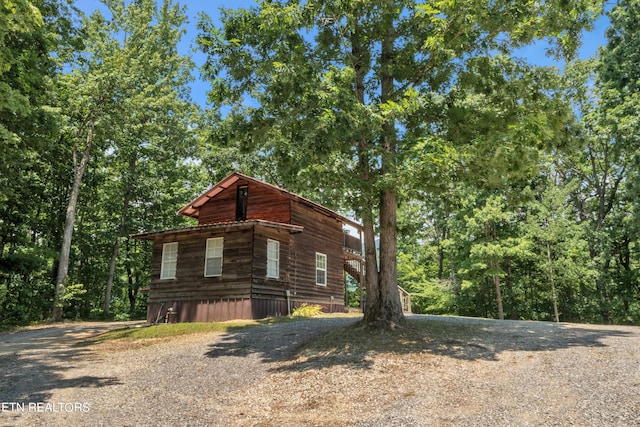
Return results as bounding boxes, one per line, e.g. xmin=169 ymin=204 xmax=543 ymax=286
xmin=0 ymin=0 xmax=201 ymax=326
xmin=56 ymin=283 xmax=86 ymax=320
xmin=397 ymin=252 xmax=456 ymax=315
xmin=197 ymin=0 xmax=602 ymax=325
xmin=4 ymin=0 xmax=640 ymax=327
xmin=344 ymin=274 xmax=362 ymax=308
xmin=0 ymin=245 xmax=55 ymax=326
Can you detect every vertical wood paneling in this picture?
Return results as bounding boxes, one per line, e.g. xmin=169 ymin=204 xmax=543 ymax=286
xmin=148 ymin=299 xmax=255 ymax=323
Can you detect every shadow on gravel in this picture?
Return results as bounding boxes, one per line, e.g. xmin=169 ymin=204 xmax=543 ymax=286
xmin=204 ymin=317 xmax=361 ymax=362
xmin=204 ymin=315 xmax=637 ymax=373
xmin=0 ymin=325 xmax=127 ymax=403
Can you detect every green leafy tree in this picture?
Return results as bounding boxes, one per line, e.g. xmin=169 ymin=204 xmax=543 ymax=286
xmin=198 ymin=0 xmax=600 ymax=328
xmin=593 ymin=0 xmax=640 ymax=322
xmin=54 ymin=0 xmax=197 ymax=319
xmin=524 ymin=162 xmax=596 ymax=322
xmin=0 ymin=0 xmax=79 ymax=325
xmin=98 ymin=0 xmax=196 ymax=316
xmin=555 ymin=0 xmax=640 ymax=323
xmin=460 ymin=194 xmax=533 ymax=320
xmin=0 ymin=0 xmax=72 ymax=254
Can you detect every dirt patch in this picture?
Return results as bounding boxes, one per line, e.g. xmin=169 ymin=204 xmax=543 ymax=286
xmin=1 ymin=315 xmax=639 ymax=426
xmin=218 ymin=316 xmax=640 ymax=426
xmin=0 ymin=321 xmax=145 ymax=355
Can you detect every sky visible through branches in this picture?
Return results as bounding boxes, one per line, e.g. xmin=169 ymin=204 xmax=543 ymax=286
xmin=79 ymin=0 xmax=610 ymax=108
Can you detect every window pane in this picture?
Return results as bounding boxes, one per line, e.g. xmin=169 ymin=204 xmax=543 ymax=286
xmin=206 ymin=238 xmax=223 ymax=257
xmin=164 ymin=263 xmax=176 ymax=278
xmin=205 ymin=257 xmax=222 ymax=276
xmin=316 ymin=253 xmax=326 ymax=269
xmin=161 ymin=242 xmax=178 ymax=279
xmin=267 ymin=259 xmax=279 ymax=278
xmin=316 ymin=252 xmax=326 ymax=285
xmin=205 ymin=238 xmax=223 ymax=277
xmin=267 ymin=241 xmax=278 ymax=259
xmin=267 ymin=240 xmax=279 ymax=278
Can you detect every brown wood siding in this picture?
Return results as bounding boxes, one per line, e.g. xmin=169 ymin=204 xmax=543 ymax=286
xmin=148 ymin=226 xmax=254 ymax=303
xmin=144 ymin=178 xmax=354 ymax=322
xmin=289 ymin=202 xmax=345 ymax=302
xmin=197 ymin=180 xmax=291 ymax=225
xmin=250 ymin=225 xmax=292 ymax=298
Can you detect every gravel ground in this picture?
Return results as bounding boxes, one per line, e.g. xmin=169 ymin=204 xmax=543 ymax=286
xmin=1 ymin=315 xmax=639 ymax=427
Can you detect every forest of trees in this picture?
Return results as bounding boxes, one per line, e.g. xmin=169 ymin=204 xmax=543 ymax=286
xmin=1 ymin=0 xmax=639 ymax=327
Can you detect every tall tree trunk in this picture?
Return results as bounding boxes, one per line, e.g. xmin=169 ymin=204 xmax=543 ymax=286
xmin=437 ymin=227 xmax=447 ymax=280
xmin=104 ymin=240 xmax=121 ymax=315
xmin=505 ymin=258 xmax=518 ymax=320
xmin=546 ymin=243 xmax=560 ymax=323
xmin=373 ymin=186 xmax=405 ymax=325
xmin=450 ymin=250 xmax=458 ymax=292
xmin=361 ymin=23 xmax=405 ymax=328
xmin=104 ymin=158 xmax=135 ymax=314
xmin=350 ymin=16 xmax=379 ymax=322
xmin=492 ymin=260 xmax=504 ymax=321
xmin=53 ymin=122 xmax=94 ymax=321
xmin=598 ymin=257 xmax=613 ymax=324
xmin=362 ymin=217 xmax=379 ymax=313
xmin=126 ymin=238 xmax=138 ymax=312
xmin=485 ymin=220 xmax=504 ymax=320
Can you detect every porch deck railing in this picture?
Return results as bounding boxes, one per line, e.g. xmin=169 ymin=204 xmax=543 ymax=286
xmin=343 ymin=233 xmax=362 ymax=254
xmin=397 ymin=285 xmax=412 ymax=313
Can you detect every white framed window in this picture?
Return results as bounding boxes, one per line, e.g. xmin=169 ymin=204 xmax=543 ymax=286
xmin=205 ymin=237 xmax=223 ymax=277
xmin=267 ymin=239 xmax=280 ymax=279
xmin=160 ymin=242 xmax=178 ymax=279
xmin=316 ymin=252 xmax=327 ymax=286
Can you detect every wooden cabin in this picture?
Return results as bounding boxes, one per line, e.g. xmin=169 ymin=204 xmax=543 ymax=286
xmin=133 ymin=172 xmax=364 ymax=323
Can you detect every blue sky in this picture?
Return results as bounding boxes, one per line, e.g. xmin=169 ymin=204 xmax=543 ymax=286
xmin=79 ymin=0 xmax=611 ymax=108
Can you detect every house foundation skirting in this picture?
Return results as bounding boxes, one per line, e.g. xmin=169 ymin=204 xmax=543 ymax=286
xmin=147 ymin=299 xmax=253 ymax=324
xmin=147 ymin=296 xmax=346 ymax=324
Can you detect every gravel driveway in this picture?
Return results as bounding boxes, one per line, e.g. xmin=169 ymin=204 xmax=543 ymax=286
xmin=1 ymin=315 xmax=639 ymax=426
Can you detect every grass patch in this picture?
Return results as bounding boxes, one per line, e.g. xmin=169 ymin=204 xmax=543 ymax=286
xmin=88 ymin=316 xmax=298 ymax=345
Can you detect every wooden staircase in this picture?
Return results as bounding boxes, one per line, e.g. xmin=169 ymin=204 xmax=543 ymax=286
xmin=343 ymin=257 xmax=411 ymax=313
xmin=344 ymin=258 xmax=363 ymax=283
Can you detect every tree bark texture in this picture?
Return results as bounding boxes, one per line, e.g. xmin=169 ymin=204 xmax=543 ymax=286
xmin=53 ymin=122 xmax=94 ymax=321
xmin=492 ymin=266 xmax=504 ymax=321
xmin=104 ymin=157 xmax=135 ymax=314
xmin=361 ymin=23 xmax=405 ymax=328
xmin=546 ymin=243 xmax=560 ymax=323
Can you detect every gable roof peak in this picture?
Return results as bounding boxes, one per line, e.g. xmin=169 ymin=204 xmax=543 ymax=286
xmin=177 ymin=171 xmax=362 ymax=230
